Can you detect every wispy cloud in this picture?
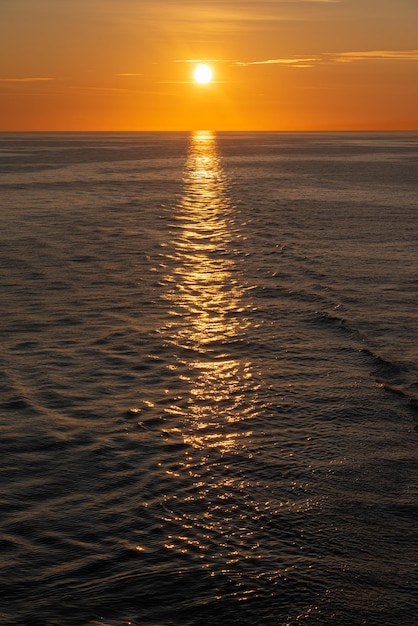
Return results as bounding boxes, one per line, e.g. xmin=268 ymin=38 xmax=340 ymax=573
xmin=175 ymin=59 xmax=236 ymax=64
xmin=237 ymin=57 xmax=320 ymax=68
xmin=334 ymin=50 xmax=418 ymax=62
xmin=236 ymin=50 xmax=418 ymax=68
xmin=0 ymin=77 xmax=54 ymax=82
xmin=107 ymin=0 xmax=340 ymax=5
xmin=106 ymin=0 xmax=343 ymax=33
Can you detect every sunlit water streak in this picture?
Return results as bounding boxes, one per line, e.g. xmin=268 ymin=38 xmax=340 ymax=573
xmin=161 ymin=131 xmax=259 ymax=447
xmin=153 ymin=132 xmax=271 ymax=596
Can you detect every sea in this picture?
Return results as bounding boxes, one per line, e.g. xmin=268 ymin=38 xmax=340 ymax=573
xmin=0 ymin=130 xmax=417 ymax=626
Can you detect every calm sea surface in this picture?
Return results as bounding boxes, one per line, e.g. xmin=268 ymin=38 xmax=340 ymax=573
xmin=1 ymin=131 xmax=418 ymax=625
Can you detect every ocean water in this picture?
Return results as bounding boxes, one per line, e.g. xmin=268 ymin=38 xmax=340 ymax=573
xmin=0 ymin=130 xmax=417 ymax=625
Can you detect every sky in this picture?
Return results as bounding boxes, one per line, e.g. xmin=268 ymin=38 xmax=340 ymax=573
xmin=1 ymin=0 xmax=417 ymax=130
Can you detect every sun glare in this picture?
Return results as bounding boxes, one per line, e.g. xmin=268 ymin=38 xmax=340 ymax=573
xmin=194 ymin=64 xmax=213 ymax=84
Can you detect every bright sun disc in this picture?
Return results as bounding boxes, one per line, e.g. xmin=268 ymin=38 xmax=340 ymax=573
xmin=194 ymin=64 xmax=213 ymax=84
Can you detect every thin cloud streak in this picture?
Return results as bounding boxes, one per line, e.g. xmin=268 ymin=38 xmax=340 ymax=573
xmin=105 ymin=0 xmax=340 ymax=5
xmin=114 ymin=0 xmax=343 ymax=33
xmin=175 ymin=59 xmax=236 ymax=64
xmin=237 ymin=57 xmax=320 ymax=67
xmin=335 ymin=50 xmax=418 ymax=62
xmin=237 ymin=50 xmax=418 ymax=68
xmin=0 ymin=77 xmax=54 ymax=82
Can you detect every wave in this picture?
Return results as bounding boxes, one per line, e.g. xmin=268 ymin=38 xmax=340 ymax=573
xmin=310 ymin=310 xmax=418 ymax=422
xmin=312 ymin=310 xmax=361 ymax=338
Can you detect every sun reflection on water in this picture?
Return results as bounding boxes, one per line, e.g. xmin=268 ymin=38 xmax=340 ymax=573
xmin=154 ymin=133 xmax=277 ymax=587
xmin=162 ymin=130 xmax=259 ymax=455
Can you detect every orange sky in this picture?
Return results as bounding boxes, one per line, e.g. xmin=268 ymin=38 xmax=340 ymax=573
xmin=1 ymin=0 xmax=417 ymax=131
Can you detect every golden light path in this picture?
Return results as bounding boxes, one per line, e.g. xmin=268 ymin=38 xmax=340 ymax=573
xmin=162 ymin=130 xmax=259 ymax=456
xmin=156 ymin=132 xmax=269 ymax=586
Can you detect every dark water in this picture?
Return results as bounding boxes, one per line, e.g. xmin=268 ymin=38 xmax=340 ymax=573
xmin=0 ymin=131 xmax=417 ymax=625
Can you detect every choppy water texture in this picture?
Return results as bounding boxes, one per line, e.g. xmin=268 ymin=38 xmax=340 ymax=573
xmin=1 ymin=131 xmax=418 ymax=625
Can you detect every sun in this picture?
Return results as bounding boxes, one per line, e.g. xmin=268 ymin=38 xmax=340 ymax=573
xmin=194 ymin=64 xmax=213 ymax=84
